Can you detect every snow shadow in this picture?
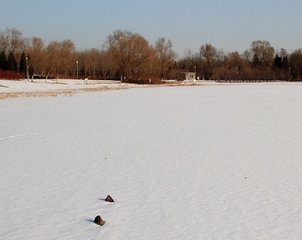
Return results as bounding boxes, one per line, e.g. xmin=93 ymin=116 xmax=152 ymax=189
xmin=85 ymin=218 xmax=95 ymax=223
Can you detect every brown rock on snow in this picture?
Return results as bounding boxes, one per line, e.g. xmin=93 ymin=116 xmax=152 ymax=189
xmin=94 ymin=215 xmax=105 ymax=226
xmin=105 ymin=195 xmax=114 ymax=203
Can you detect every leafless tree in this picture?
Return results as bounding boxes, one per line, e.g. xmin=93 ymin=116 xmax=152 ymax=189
xmin=45 ymin=41 xmax=61 ymax=79
xmin=289 ymin=49 xmax=302 ymax=80
xmin=154 ymin=38 xmax=176 ymax=80
xmin=27 ymin=37 xmax=45 ymax=78
xmin=250 ymin=40 xmax=275 ymax=68
xmin=0 ymin=28 xmax=26 ymax=71
xmin=77 ymin=48 xmax=106 ymax=79
xmin=200 ymin=43 xmax=218 ymax=79
xmin=105 ymin=30 xmax=152 ymax=81
xmin=0 ymin=32 xmax=9 ymax=53
xmin=127 ymin=34 xmax=152 ymax=80
xmin=45 ymin=40 xmax=75 ymax=79
xmin=60 ymin=40 xmax=75 ymax=78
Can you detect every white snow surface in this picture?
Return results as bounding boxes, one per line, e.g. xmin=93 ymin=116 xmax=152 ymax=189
xmin=1 ymin=83 xmax=302 ymax=239
xmin=0 ymin=79 xmax=135 ymax=95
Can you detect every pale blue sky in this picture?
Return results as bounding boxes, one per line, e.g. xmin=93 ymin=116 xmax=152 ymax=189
xmin=1 ymin=0 xmax=301 ymax=56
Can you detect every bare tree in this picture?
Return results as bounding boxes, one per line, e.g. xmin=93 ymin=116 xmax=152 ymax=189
xmin=0 ymin=31 xmax=9 ymax=53
xmin=0 ymin=28 xmax=26 ymax=73
xmin=46 ymin=41 xmax=61 ymax=79
xmin=45 ymin=40 xmax=75 ymax=79
xmin=200 ymin=43 xmax=218 ymax=79
xmin=127 ymin=34 xmax=152 ymax=80
xmin=77 ymin=48 xmax=106 ymax=79
xmin=105 ymin=30 xmax=132 ymax=80
xmin=3 ymin=28 xmax=26 ymax=71
xmin=60 ymin=40 xmax=75 ymax=78
xmin=27 ymin=37 xmax=45 ymax=79
xmin=289 ymin=49 xmax=302 ymax=80
xmin=227 ymin=51 xmax=242 ymax=69
xmin=154 ymin=38 xmax=176 ymax=80
xmin=250 ymin=40 xmax=275 ymax=68
xmin=105 ymin=30 xmax=152 ymax=81
xmin=213 ymin=51 xmax=251 ymax=81
xmin=278 ymin=48 xmax=288 ymax=58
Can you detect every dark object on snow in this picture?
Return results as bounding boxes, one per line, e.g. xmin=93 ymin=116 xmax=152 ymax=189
xmin=94 ymin=215 xmax=105 ymax=226
xmin=105 ymin=195 xmax=114 ymax=203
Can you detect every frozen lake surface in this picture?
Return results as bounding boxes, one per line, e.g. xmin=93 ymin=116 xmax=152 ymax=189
xmin=1 ymin=83 xmax=302 ymax=239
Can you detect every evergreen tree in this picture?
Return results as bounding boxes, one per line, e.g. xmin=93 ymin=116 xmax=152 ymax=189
xmin=0 ymin=51 xmax=7 ymax=70
xmin=19 ymin=52 xmax=27 ymax=75
xmin=273 ymin=54 xmax=282 ymax=69
xmin=7 ymin=52 xmax=17 ymax=72
xmin=282 ymin=56 xmax=289 ymax=69
xmin=252 ymin=54 xmax=259 ymax=68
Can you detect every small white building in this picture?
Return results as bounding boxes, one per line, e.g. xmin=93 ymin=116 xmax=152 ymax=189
xmin=184 ymin=72 xmax=196 ymax=82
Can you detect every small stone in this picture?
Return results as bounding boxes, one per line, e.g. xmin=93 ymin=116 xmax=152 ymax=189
xmin=94 ymin=215 xmax=105 ymax=226
xmin=105 ymin=195 xmax=114 ymax=203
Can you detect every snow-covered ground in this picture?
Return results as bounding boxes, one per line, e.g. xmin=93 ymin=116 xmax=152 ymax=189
xmin=0 ymin=79 xmax=138 ymax=99
xmin=0 ymin=79 xmax=203 ymax=99
xmin=1 ymin=83 xmax=302 ymax=239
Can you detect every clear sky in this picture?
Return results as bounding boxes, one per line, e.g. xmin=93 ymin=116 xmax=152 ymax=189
xmin=1 ymin=0 xmax=301 ymax=56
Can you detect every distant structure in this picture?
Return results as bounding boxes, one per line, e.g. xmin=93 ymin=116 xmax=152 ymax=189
xmin=184 ymin=72 xmax=196 ymax=82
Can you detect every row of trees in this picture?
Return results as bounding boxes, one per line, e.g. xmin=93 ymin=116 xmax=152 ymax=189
xmin=178 ymin=41 xmax=300 ymax=81
xmin=1 ymin=27 xmax=302 ymax=81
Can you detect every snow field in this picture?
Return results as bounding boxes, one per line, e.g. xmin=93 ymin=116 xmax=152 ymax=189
xmin=1 ymin=83 xmax=302 ymax=239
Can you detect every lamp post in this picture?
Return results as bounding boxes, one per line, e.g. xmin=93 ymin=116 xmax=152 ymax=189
xmin=194 ymin=66 xmax=196 ymax=83
xmin=76 ymin=60 xmax=79 ymax=79
xmin=25 ymin=56 xmax=29 ymax=81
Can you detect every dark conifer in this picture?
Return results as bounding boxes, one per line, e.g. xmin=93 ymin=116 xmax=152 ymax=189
xmin=7 ymin=52 xmax=17 ymax=72
xmin=252 ymin=54 xmax=259 ymax=68
xmin=0 ymin=51 xmax=7 ymax=70
xmin=19 ymin=52 xmax=27 ymax=75
xmin=282 ymin=56 xmax=289 ymax=69
xmin=273 ymin=54 xmax=282 ymax=69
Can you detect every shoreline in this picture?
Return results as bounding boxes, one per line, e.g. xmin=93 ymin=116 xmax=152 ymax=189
xmin=0 ymin=79 xmax=298 ymax=100
xmin=0 ymin=79 xmax=204 ymax=100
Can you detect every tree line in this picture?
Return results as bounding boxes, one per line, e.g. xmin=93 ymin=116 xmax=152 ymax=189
xmin=1 ymin=27 xmax=302 ymax=81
